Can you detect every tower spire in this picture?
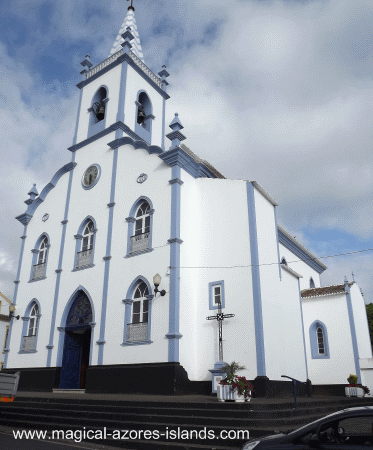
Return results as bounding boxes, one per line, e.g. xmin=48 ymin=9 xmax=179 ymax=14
xmin=109 ymin=1 xmax=144 ymax=61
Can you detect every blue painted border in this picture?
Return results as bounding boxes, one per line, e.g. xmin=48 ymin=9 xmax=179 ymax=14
xmin=3 ymin=225 xmax=28 ymax=368
xmin=16 ymin=162 xmax=77 ymax=225
xmin=18 ymin=299 xmax=41 ymax=354
xmin=345 ymin=282 xmax=361 ymax=382
xmin=274 ymin=207 xmax=282 ymax=280
xmin=309 ymin=320 xmax=330 ymax=359
xmin=68 ymin=122 xmax=163 ymax=154
xmin=116 ymin=61 xmax=128 ymax=123
xmin=246 ymin=182 xmax=266 ymax=377
xmin=97 ymin=148 xmax=118 ymax=365
xmin=209 ymin=280 xmax=225 ymax=310
xmin=166 ymin=165 xmax=183 ymax=360
xmin=159 ymin=146 xmax=220 ymax=179
xmin=298 ymin=279 xmax=309 ymax=379
xmin=77 ymin=53 xmax=170 ymax=100
xmin=122 ymin=276 xmax=154 ymax=346
xmin=28 ymin=233 xmax=50 ymax=282
xmin=72 ymin=216 xmax=97 ymax=271
xmin=125 ymin=197 xmax=154 ymax=258
xmin=278 ymin=228 xmax=326 ymax=274
xmin=46 ymin=153 xmax=76 ymax=367
xmin=56 ymin=285 xmax=96 ymax=368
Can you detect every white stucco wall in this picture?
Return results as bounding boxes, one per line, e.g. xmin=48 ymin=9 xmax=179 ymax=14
xmin=179 ymin=178 xmax=256 ymax=382
xmin=255 ymin=188 xmax=307 ymax=382
xmin=302 ymin=293 xmax=356 ymax=384
xmin=349 ymin=283 xmax=373 ymax=360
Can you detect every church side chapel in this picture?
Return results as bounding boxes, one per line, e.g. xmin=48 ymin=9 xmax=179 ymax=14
xmin=3 ymin=1 xmax=373 ymax=397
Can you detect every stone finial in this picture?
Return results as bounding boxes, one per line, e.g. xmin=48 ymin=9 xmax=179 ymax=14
xmin=121 ymin=27 xmax=134 ymax=53
xmin=158 ymin=65 xmax=170 ymax=91
xmin=25 ymin=183 xmax=38 ymax=206
xmin=80 ymin=54 xmax=93 ymax=79
xmin=166 ymin=113 xmax=186 ymax=150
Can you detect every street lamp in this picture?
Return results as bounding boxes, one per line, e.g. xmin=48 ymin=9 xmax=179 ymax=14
xmin=153 ymin=273 xmax=166 ymax=297
xmin=9 ymin=304 xmax=20 ymax=320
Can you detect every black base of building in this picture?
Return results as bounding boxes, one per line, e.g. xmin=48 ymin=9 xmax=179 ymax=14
xmin=3 ymin=365 xmax=343 ymax=397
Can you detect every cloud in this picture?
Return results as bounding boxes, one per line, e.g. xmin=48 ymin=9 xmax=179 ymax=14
xmin=0 ymin=0 xmax=372 ymax=304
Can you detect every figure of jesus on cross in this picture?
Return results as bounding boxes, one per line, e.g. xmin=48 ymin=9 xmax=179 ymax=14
xmin=206 ymin=301 xmax=235 ymax=362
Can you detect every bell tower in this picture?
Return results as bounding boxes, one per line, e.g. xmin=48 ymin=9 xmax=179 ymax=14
xmin=72 ymin=2 xmax=169 ymax=150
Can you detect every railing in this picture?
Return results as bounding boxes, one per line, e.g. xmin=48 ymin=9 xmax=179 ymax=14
xmin=127 ymin=322 xmax=148 ymax=342
xmin=281 ymin=375 xmax=312 ymax=408
xmin=129 ymin=51 xmax=163 ymax=88
xmin=130 ymin=232 xmax=150 ymax=254
xmin=32 ymin=262 xmax=46 ymax=280
xmin=85 ymin=50 xmax=163 ymax=89
xmin=76 ymin=248 xmax=93 ymax=268
xmin=21 ymin=335 xmax=36 ymax=352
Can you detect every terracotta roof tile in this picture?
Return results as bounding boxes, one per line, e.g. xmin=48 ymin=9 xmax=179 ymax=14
xmin=301 ymin=282 xmax=354 ymax=298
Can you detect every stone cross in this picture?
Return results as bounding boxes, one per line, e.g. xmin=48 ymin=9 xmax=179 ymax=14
xmin=206 ymin=301 xmax=234 ymax=362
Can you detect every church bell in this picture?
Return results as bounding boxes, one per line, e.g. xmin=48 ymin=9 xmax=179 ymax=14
xmin=92 ymin=101 xmax=105 ymax=121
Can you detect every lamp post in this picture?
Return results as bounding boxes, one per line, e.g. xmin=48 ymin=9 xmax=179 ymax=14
xmin=153 ymin=273 xmax=166 ymax=297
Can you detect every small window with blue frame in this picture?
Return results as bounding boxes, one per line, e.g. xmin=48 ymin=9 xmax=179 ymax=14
xmin=209 ymin=280 xmax=225 ymax=310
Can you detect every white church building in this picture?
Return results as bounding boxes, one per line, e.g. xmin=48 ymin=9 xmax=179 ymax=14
xmin=4 ymin=5 xmax=373 ymax=396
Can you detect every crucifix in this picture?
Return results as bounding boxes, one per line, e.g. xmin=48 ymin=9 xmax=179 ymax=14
xmin=206 ymin=302 xmax=235 ymax=362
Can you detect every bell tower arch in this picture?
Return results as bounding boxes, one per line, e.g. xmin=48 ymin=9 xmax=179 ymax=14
xmin=73 ymin=3 xmax=170 ymax=149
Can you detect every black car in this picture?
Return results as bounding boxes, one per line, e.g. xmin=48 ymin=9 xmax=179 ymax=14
xmin=241 ymin=406 xmax=373 ymax=449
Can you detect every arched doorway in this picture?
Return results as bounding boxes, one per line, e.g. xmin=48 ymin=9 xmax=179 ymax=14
xmin=60 ymin=291 xmax=92 ymax=389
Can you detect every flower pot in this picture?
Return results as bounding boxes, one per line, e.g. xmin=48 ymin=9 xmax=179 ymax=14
xmin=345 ymin=387 xmax=365 ymax=397
xmin=217 ymin=384 xmax=251 ymax=402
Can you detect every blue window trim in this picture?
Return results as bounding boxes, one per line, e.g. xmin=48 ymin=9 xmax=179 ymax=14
xmin=19 ymin=299 xmax=42 ymax=354
xmin=72 ymin=216 xmax=97 ymax=271
xmin=122 ymin=276 xmax=154 ymax=346
xmin=56 ymin=285 xmax=96 ymax=367
xmin=28 ymin=233 xmax=50 ymax=283
xmin=125 ymin=197 xmax=154 ymax=258
xmin=309 ymin=320 xmax=330 ymax=359
xmin=209 ymin=280 xmax=225 ymax=310
xmin=81 ymin=163 xmax=101 ymax=190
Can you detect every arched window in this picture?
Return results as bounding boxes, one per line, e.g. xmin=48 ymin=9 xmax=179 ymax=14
xmin=88 ymin=86 xmax=108 ymax=138
xmin=310 ymin=277 xmax=315 ymax=288
xmin=132 ymin=282 xmax=149 ymax=324
xmin=74 ymin=218 xmax=97 ymax=271
xmin=309 ymin=320 xmax=330 ymax=359
xmin=135 ymin=91 xmax=154 ymax=144
xmin=122 ymin=277 xmax=153 ymax=346
xmin=316 ymin=326 xmax=325 ymax=354
xmin=30 ymin=234 xmax=50 ymax=281
xmin=20 ymin=300 xmax=41 ymax=353
xmin=281 ymin=257 xmax=287 ymax=266
xmin=125 ymin=198 xmax=154 ymax=257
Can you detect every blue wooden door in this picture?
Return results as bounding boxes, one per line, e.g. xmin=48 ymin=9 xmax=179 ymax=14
xmin=60 ymin=332 xmax=83 ymax=389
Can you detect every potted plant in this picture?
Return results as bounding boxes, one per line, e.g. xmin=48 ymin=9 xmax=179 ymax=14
xmin=345 ymin=374 xmax=370 ymax=397
xmin=217 ymin=362 xmax=254 ymax=402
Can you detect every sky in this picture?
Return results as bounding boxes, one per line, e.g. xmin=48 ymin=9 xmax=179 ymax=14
xmin=0 ymin=0 xmax=372 ymax=305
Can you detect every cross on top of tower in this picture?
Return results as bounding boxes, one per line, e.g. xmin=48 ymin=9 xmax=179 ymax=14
xmin=127 ymin=0 xmax=135 ymax=11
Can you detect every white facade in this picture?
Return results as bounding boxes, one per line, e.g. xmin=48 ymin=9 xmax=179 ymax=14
xmin=4 ymin=7 xmax=372 ymax=395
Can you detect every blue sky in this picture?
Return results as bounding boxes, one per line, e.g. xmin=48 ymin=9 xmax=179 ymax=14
xmin=1 ymin=0 xmax=373 ymax=305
